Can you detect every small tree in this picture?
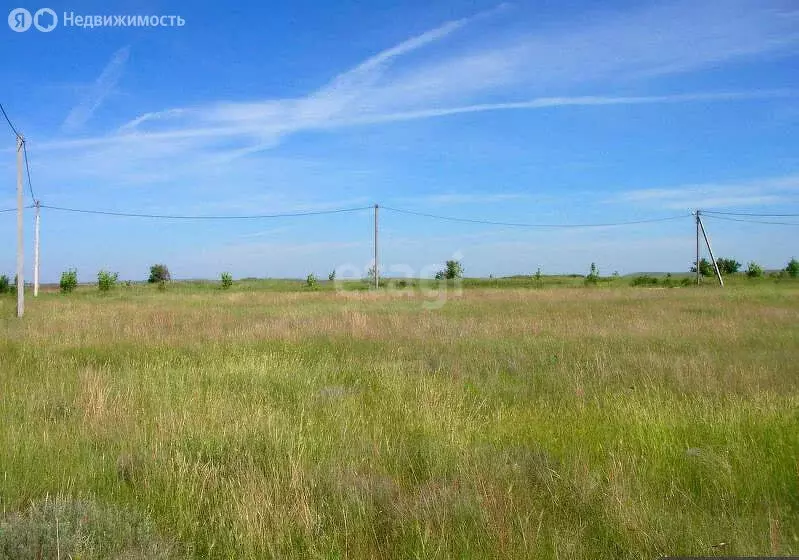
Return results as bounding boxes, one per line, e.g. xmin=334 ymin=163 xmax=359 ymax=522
xmin=786 ymin=258 xmax=799 ymax=278
xmin=585 ymin=262 xmax=600 ymax=285
xmin=97 ymin=270 xmax=119 ymax=291
xmin=220 ymin=272 xmax=233 ymax=289
xmin=533 ymin=267 xmax=542 ymax=287
xmin=716 ymin=257 xmax=741 ymax=275
xmin=306 ymin=273 xmax=318 ymax=288
xmin=437 ymin=260 xmax=463 ymax=280
xmin=745 ymin=262 xmax=763 ymax=278
xmin=690 ymin=258 xmax=713 ymax=277
xmin=0 ymin=274 xmax=9 ymax=294
xmin=60 ymin=269 xmax=78 ymax=293
xmin=328 ymin=270 xmax=336 ymax=282
xmin=148 ymin=264 xmax=171 ymax=283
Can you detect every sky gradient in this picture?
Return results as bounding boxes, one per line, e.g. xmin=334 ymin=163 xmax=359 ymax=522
xmin=1 ymin=0 xmax=798 ymax=282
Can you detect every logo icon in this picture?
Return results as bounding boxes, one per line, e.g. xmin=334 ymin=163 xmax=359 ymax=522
xmin=33 ymin=8 xmax=57 ymax=31
xmin=8 ymin=8 xmax=32 ymax=32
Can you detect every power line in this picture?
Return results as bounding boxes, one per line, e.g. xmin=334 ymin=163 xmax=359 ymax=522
xmin=0 ymin=103 xmax=21 ymax=138
xmin=38 ymin=204 xmax=374 ymax=220
xmin=702 ymin=214 xmax=799 ymax=226
xmin=22 ymin=142 xmax=36 ymax=202
xmin=381 ymin=205 xmax=691 ymax=228
xmin=703 ymin=209 xmax=799 ymax=218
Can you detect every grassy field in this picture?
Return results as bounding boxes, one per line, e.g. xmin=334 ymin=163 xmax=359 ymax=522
xmin=1 ymin=280 xmax=798 ymax=558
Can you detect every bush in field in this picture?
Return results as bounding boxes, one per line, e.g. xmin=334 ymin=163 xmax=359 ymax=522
xmin=328 ymin=270 xmax=336 ymax=282
xmin=60 ymin=269 xmax=78 ymax=293
xmin=436 ymin=260 xmax=463 ymax=281
xmin=533 ymin=267 xmax=542 ymax=287
xmin=0 ymin=274 xmax=9 ymax=294
xmin=691 ymin=258 xmax=713 ymax=277
xmin=306 ymin=273 xmax=318 ymax=288
xmin=630 ymin=274 xmax=659 ymax=287
xmin=745 ymin=262 xmax=764 ymax=278
xmin=220 ymin=272 xmax=233 ymax=289
xmin=715 ymin=257 xmax=741 ymax=275
xmin=148 ymin=264 xmax=171 ymax=284
xmin=97 ymin=270 xmax=119 ymax=291
xmin=585 ymin=262 xmax=600 ymax=285
xmin=786 ymin=258 xmax=799 ymax=278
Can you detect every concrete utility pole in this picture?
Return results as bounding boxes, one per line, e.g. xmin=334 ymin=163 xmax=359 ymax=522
xmin=16 ymin=135 xmax=24 ymax=317
xmin=34 ymin=200 xmax=40 ymax=297
xmin=373 ymin=204 xmax=379 ymax=290
xmin=697 ymin=212 xmax=724 ymax=287
xmin=695 ymin=210 xmax=700 ymax=285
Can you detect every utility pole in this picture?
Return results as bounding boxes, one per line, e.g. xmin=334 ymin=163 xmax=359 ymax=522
xmin=373 ymin=203 xmax=379 ymax=290
xmin=697 ymin=212 xmax=724 ymax=287
xmin=33 ymin=200 xmax=40 ymax=297
xmin=16 ymin=135 xmax=24 ymax=317
xmin=695 ymin=210 xmax=700 ymax=285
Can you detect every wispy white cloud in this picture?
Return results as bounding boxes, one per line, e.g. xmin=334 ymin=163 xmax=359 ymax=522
xmin=612 ymin=174 xmax=799 ymax=209
xmin=25 ymin=0 xmax=797 ymax=203
xmin=62 ymin=46 xmax=131 ymax=133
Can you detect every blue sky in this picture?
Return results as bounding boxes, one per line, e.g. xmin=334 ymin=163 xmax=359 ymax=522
xmin=1 ymin=0 xmax=798 ymax=281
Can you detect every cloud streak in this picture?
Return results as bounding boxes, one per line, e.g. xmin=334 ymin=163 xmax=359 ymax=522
xmin=62 ymin=46 xmax=131 ymax=133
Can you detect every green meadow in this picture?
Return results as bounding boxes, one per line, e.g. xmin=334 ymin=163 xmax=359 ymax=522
xmin=1 ymin=279 xmax=797 ymax=558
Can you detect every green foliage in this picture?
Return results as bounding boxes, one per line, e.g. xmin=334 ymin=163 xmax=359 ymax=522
xmin=306 ymin=273 xmax=318 ymax=288
xmin=691 ymin=258 xmax=713 ymax=277
xmin=157 ymin=280 xmax=167 ymax=292
xmin=533 ymin=267 xmax=542 ymax=287
xmin=97 ymin=270 xmax=119 ymax=291
xmin=437 ymin=260 xmax=463 ymax=280
xmin=328 ymin=270 xmax=336 ymax=282
xmin=716 ymin=257 xmax=741 ymax=275
xmin=220 ymin=272 xmax=233 ymax=289
xmin=585 ymin=262 xmax=600 ymax=285
xmin=630 ymin=274 xmax=659 ymax=287
xmin=60 ymin=268 xmax=78 ymax=293
xmin=786 ymin=257 xmax=799 ymax=278
xmin=745 ymin=262 xmax=764 ymax=278
xmin=0 ymin=274 xmax=9 ymax=294
xmin=148 ymin=264 xmax=171 ymax=284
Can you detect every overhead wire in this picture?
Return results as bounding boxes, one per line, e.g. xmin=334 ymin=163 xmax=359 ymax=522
xmin=381 ymin=205 xmax=692 ymax=228
xmin=701 ymin=213 xmax=799 ymax=226
xmin=38 ymin=204 xmax=374 ymax=220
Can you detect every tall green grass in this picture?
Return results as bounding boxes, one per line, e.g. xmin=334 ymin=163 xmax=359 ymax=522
xmin=0 ymin=283 xmax=797 ymax=558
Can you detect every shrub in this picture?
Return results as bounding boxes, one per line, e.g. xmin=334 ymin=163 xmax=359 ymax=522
xmin=0 ymin=496 xmax=182 ymax=559
xmin=60 ymin=269 xmax=78 ymax=293
xmin=630 ymin=274 xmax=659 ymax=287
xmin=148 ymin=264 xmax=171 ymax=284
xmin=157 ymin=280 xmax=167 ymax=292
xmin=716 ymin=257 xmax=741 ymax=275
xmin=533 ymin=267 xmax=543 ymax=287
xmin=97 ymin=270 xmax=119 ymax=291
xmin=585 ymin=262 xmax=599 ymax=285
xmin=0 ymin=274 xmax=9 ymax=294
xmin=328 ymin=270 xmax=336 ymax=282
xmin=786 ymin=258 xmax=799 ymax=278
xmin=745 ymin=262 xmax=764 ymax=278
xmin=306 ymin=273 xmax=318 ymax=288
xmin=679 ymin=277 xmax=692 ymax=287
xmin=436 ymin=260 xmax=463 ymax=280
xmin=220 ymin=272 xmax=233 ymax=289
xmin=691 ymin=258 xmax=713 ymax=277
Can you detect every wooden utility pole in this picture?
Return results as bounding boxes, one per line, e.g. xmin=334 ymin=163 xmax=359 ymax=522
xmin=33 ymin=200 xmax=40 ymax=297
xmin=695 ymin=210 xmax=700 ymax=285
xmin=373 ymin=204 xmax=379 ymax=290
xmin=697 ymin=212 xmax=724 ymax=287
xmin=16 ymin=135 xmax=24 ymax=317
